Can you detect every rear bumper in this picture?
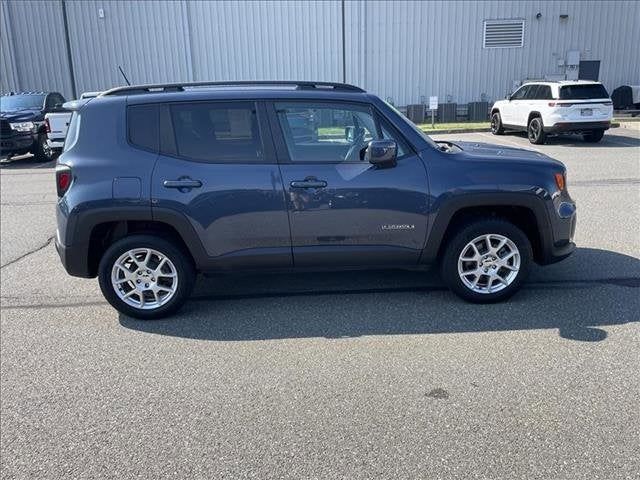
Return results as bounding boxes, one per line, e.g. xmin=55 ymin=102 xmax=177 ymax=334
xmin=544 ymin=121 xmax=610 ymax=134
xmin=55 ymin=235 xmax=93 ymax=278
xmin=0 ymin=132 xmax=36 ymax=155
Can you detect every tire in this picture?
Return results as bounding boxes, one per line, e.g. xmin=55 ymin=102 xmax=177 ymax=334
xmin=33 ymin=132 xmax=52 ymax=161
xmin=440 ymin=218 xmax=533 ymax=303
xmin=527 ymin=116 xmax=545 ymax=144
xmin=98 ymin=235 xmax=196 ymax=319
xmin=583 ymin=129 xmax=605 ymax=143
xmin=490 ymin=112 xmax=505 ymax=135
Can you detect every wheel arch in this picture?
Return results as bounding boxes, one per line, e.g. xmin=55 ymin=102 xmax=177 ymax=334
xmin=527 ymin=111 xmax=542 ymax=124
xmin=74 ymin=207 xmax=207 ymax=277
xmin=421 ymin=193 xmax=552 ymax=265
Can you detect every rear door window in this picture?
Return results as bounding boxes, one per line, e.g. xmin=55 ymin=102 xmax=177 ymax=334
xmin=560 ymin=84 xmax=609 ymax=99
xmin=168 ymin=102 xmax=263 ymax=163
xmin=538 ymin=85 xmax=552 ymax=100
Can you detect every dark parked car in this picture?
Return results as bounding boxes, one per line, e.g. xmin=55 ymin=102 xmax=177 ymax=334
xmin=55 ymin=81 xmax=576 ymax=319
xmin=1 ymin=91 xmax=66 ymax=160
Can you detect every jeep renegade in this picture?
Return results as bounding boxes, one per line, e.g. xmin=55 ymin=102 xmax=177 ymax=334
xmin=55 ymin=81 xmax=577 ymax=319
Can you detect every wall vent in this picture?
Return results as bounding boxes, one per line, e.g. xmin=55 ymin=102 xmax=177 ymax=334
xmin=483 ymin=19 xmax=525 ymax=48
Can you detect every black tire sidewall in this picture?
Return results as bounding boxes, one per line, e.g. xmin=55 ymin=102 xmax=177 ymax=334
xmin=34 ymin=132 xmax=50 ymax=161
xmin=98 ymin=235 xmax=195 ymax=320
xmin=491 ymin=112 xmax=503 ymax=134
xmin=441 ymin=219 xmax=533 ymax=303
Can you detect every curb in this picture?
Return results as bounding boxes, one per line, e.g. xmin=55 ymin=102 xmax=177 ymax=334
xmin=420 ymin=123 xmax=621 ymax=135
xmin=420 ymin=127 xmax=490 ymax=134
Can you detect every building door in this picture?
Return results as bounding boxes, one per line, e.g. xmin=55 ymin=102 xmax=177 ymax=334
xmin=579 ymin=61 xmax=601 ymax=81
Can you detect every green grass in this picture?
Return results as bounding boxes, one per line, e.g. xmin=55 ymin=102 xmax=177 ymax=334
xmin=417 ymin=121 xmax=489 ymax=132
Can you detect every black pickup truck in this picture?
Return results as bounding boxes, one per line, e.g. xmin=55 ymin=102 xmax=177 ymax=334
xmin=1 ymin=91 xmax=66 ymax=160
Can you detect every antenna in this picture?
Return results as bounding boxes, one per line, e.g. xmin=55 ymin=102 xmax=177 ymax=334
xmin=118 ymin=65 xmax=131 ymax=86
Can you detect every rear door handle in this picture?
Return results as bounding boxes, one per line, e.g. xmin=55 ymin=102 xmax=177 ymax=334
xmin=163 ymin=178 xmax=203 ymax=189
xmin=290 ymin=180 xmax=327 ymax=189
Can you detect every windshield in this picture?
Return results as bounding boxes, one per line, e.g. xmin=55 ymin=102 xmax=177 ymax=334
xmin=0 ymin=94 xmax=45 ymax=112
xmin=383 ymin=100 xmax=438 ymax=149
xmin=559 ymin=84 xmax=609 ymax=100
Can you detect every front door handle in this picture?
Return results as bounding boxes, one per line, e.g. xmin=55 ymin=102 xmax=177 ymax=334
xmin=290 ymin=179 xmax=327 ymax=189
xmin=163 ymin=178 xmax=203 ymax=189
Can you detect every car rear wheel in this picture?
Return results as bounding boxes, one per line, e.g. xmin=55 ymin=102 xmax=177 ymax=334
xmin=527 ymin=116 xmax=545 ymax=144
xmin=583 ymin=129 xmax=605 ymax=143
xmin=490 ymin=112 xmax=505 ymax=135
xmin=440 ymin=219 xmax=532 ymax=303
xmin=98 ymin=235 xmax=195 ymax=319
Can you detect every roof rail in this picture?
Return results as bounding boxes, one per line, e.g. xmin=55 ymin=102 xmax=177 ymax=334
xmin=100 ymin=81 xmax=366 ymax=96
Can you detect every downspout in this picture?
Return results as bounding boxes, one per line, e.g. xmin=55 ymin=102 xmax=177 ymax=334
xmin=61 ymin=0 xmax=78 ymax=98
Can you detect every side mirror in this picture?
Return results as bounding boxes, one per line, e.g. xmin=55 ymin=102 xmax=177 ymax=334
xmin=365 ymin=140 xmax=397 ymax=168
xmin=345 ymin=126 xmax=355 ymax=142
xmin=506 ymin=94 xmax=512 ymax=101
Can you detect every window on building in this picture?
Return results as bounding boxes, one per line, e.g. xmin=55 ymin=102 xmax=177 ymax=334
xmin=483 ymin=19 xmax=525 ymax=48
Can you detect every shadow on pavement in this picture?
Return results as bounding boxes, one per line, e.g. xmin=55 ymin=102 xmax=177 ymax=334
xmin=0 ymin=154 xmax=55 ymax=170
xmin=119 ymin=248 xmax=639 ymax=343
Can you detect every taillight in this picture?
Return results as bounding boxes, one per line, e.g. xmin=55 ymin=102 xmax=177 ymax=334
xmin=554 ymin=172 xmax=566 ymax=191
xmin=56 ymin=165 xmax=72 ymax=197
xmin=45 ymin=118 xmax=51 ymax=133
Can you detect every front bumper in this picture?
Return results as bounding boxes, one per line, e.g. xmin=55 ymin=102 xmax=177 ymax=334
xmin=0 ymin=132 xmax=36 ymax=156
xmin=538 ymin=198 xmax=577 ymax=265
xmin=544 ymin=121 xmax=611 ymax=134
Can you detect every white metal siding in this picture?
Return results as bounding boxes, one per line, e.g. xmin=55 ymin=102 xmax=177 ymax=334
xmin=64 ymin=0 xmax=192 ymax=95
xmin=345 ymin=0 xmax=640 ymax=105
xmin=187 ymin=1 xmax=342 ymax=82
xmin=1 ymin=0 xmax=73 ymax=97
xmin=2 ymin=0 xmax=639 ymax=106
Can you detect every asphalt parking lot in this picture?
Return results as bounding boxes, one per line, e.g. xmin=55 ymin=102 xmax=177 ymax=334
xmin=1 ymin=128 xmax=639 ymax=479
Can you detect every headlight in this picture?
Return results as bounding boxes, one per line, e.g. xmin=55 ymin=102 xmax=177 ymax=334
xmin=10 ymin=122 xmax=36 ymax=132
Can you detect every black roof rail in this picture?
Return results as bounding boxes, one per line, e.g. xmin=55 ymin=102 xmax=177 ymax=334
xmin=100 ymin=81 xmax=366 ymax=96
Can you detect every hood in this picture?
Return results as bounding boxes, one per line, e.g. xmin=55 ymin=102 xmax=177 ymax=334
xmin=0 ymin=109 xmax=43 ymax=122
xmin=452 ymin=141 xmax=564 ymax=168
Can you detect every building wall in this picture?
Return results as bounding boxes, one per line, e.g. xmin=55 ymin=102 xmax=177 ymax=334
xmin=2 ymin=0 xmax=639 ymax=105
xmin=1 ymin=0 xmax=73 ymax=96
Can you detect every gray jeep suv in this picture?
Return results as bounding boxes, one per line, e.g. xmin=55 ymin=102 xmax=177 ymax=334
xmin=55 ymin=81 xmax=577 ymax=319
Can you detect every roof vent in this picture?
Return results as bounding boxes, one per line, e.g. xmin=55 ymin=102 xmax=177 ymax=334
xmin=483 ymin=19 xmax=525 ymax=48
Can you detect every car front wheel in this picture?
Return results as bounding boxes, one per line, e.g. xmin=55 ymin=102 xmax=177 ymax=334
xmin=98 ymin=235 xmax=196 ymax=319
xmin=440 ymin=219 xmax=532 ymax=303
xmin=490 ymin=112 xmax=504 ymax=135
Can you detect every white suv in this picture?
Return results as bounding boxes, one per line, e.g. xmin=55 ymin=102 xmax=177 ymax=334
xmin=490 ymin=81 xmax=613 ymax=144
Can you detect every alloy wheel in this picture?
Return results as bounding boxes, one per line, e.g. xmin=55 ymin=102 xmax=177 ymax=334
xmin=528 ymin=119 xmax=541 ymax=142
xmin=457 ymin=234 xmax=520 ymax=294
xmin=111 ymin=248 xmax=178 ymax=310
